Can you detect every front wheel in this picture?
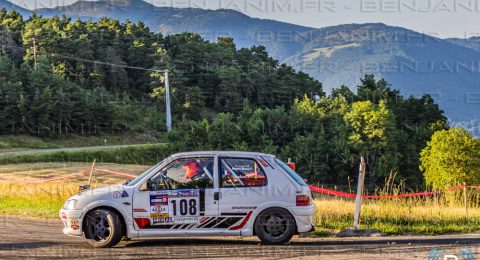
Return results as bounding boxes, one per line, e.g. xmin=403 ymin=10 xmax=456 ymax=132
xmin=254 ymin=208 xmax=296 ymax=245
xmin=84 ymin=209 xmax=123 ymax=248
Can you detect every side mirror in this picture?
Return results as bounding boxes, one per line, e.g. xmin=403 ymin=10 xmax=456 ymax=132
xmin=79 ymin=184 xmax=90 ymax=192
xmin=139 ymin=181 xmax=149 ymax=191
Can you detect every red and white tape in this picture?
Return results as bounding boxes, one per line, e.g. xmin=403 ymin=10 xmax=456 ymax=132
xmin=2 ymin=168 xmax=479 ymax=200
xmin=309 ymin=184 xmax=480 ymax=199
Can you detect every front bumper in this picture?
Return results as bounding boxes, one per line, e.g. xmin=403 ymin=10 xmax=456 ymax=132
xmin=59 ymin=209 xmax=84 ymax=236
xmin=288 ymin=204 xmax=315 ymax=233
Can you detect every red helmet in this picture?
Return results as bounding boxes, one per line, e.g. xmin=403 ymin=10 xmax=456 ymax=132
xmin=182 ymin=161 xmax=201 ymax=179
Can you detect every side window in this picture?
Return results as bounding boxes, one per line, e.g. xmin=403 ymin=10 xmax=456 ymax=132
xmin=149 ymin=157 xmax=214 ymax=191
xmin=220 ymin=158 xmax=267 ymax=187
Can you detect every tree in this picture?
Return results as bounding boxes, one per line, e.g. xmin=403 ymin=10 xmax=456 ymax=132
xmin=331 ymin=85 xmax=355 ymax=103
xmin=0 ymin=55 xmax=23 ymax=134
xmin=420 ymin=128 xmax=480 ymax=190
xmin=344 ymin=100 xmax=399 ymax=184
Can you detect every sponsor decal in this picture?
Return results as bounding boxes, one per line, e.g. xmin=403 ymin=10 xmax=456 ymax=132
xmin=232 ymin=206 xmax=257 ymax=210
xmin=150 ymin=195 xmax=168 ymax=206
xmin=150 ymin=191 xmax=169 ymax=195
xmin=173 ymin=216 xmax=199 ymax=222
xmin=133 ymin=208 xmax=148 ymax=213
xmin=153 ymin=217 xmax=174 ymax=224
xmin=113 ymin=191 xmax=122 ymax=198
xmin=151 ymin=205 xmax=168 ymax=213
xmin=121 ymin=190 xmax=129 ymax=198
xmin=60 ymin=212 xmax=67 ymax=220
xmin=149 ymin=189 xmax=200 ymax=226
xmin=70 ymin=219 xmax=79 ymax=230
xmin=229 ymin=211 xmax=253 ymax=231
xmin=232 ymin=165 xmax=253 ymax=171
xmin=150 ymin=213 xmax=169 ymax=219
xmin=168 ymin=190 xmax=199 ymax=198
xmin=257 ymin=157 xmax=269 ymax=168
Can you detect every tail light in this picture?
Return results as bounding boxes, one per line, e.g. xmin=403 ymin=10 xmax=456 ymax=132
xmin=296 ymin=195 xmax=311 ymax=206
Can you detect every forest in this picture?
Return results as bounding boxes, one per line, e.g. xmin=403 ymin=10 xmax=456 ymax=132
xmin=0 ymin=9 xmax=322 ymax=135
xmin=0 ymin=9 xmax=452 ymax=188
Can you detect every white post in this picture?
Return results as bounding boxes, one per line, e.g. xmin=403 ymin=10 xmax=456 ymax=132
xmin=87 ymin=159 xmax=96 ymax=188
xmin=165 ymin=70 xmax=172 ymax=132
xmin=353 ymin=156 xmax=366 ymax=230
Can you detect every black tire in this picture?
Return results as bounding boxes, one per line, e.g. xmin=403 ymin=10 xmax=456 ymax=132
xmin=84 ymin=209 xmax=123 ymax=248
xmin=254 ymin=207 xmax=296 ymax=245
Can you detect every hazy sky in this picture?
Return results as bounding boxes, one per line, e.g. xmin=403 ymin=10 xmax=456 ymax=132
xmin=8 ymin=0 xmax=480 ymax=38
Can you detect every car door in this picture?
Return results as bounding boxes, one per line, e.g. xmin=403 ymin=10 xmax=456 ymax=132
xmin=215 ymin=156 xmax=269 ymax=231
xmin=132 ymin=156 xmax=218 ymax=233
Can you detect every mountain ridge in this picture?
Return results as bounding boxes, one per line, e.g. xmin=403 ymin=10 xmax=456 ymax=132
xmin=0 ymin=0 xmax=30 ymax=16
xmin=446 ymin=36 xmax=480 ymax=53
xmin=0 ymin=0 xmax=479 ymax=124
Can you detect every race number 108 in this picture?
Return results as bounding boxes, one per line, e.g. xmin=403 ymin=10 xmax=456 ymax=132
xmin=170 ymin=198 xmax=197 ymax=216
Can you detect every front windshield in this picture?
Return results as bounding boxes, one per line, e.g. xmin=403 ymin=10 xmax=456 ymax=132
xmin=125 ymin=159 xmax=167 ymax=186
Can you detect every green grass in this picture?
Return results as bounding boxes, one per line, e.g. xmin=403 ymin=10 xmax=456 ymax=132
xmin=0 ymin=197 xmax=64 ymax=219
xmin=0 ymin=182 xmax=79 ymax=219
xmin=0 ymin=134 xmax=166 ymax=151
xmin=0 ymin=135 xmax=58 ymax=150
xmin=0 ymin=143 xmax=175 ymax=165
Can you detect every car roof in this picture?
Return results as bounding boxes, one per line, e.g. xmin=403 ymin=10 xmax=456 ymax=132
xmin=171 ymin=151 xmax=276 ymax=158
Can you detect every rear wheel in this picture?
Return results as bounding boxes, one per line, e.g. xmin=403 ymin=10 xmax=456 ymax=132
xmin=254 ymin=208 xmax=296 ymax=245
xmin=84 ymin=209 xmax=123 ymax=248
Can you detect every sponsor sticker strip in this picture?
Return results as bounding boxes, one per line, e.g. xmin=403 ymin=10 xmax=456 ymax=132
xmin=149 ymin=189 xmax=200 ymax=225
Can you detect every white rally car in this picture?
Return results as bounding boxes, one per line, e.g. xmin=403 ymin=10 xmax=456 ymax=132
xmin=60 ymin=151 xmax=315 ymax=247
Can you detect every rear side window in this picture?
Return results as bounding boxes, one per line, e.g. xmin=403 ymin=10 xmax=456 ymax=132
xmin=220 ymin=158 xmax=267 ymax=187
xmin=275 ymin=159 xmax=307 ymax=186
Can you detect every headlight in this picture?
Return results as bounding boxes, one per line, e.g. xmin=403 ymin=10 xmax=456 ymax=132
xmin=63 ymin=199 xmax=78 ymax=210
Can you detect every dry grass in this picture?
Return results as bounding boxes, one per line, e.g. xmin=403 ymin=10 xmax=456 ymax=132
xmin=314 ymin=196 xmax=480 ymax=235
xmin=0 ymin=163 xmax=148 ymax=218
xmin=0 ymin=162 xmax=148 ymax=182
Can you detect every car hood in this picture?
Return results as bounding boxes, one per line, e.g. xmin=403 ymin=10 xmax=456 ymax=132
xmin=68 ymin=184 xmax=132 ymax=209
xmin=81 ymin=184 xmax=125 ymax=196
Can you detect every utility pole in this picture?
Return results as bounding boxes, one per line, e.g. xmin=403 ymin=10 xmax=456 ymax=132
xmin=165 ymin=70 xmax=172 ymax=132
xmin=33 ymin=37 xmax=37 ymax=70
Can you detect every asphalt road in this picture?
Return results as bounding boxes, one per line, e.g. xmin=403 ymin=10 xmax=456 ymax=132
xmin=0 ymin=217 xmax=479 ymax=259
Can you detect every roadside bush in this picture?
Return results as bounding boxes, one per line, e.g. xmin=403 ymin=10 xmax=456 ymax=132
xmin=420 ymin=128 xmax=480 ymax=190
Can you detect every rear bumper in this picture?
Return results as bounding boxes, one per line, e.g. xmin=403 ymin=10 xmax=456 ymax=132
xmin=59 ymin=209 xmax=84 ymax=237
xmin=288 ymin=204 xmax=315 ymax=233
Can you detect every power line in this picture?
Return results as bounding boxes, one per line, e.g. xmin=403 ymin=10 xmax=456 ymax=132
xmin=1 ymin=40 xmax=174 ymax=131
xmin=50 ymin=53 xmax=166 ymax=73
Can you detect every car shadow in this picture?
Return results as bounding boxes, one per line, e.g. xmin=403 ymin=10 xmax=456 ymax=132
xmin=124 ymin=237 xmax=260 ymax=247
xmin=123 ymin=236 xmax=480 ymax=248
